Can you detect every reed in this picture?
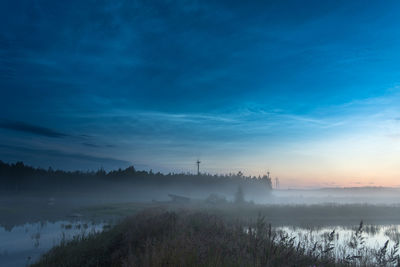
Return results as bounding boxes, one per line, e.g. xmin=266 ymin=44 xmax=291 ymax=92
xmin=32 ymin=209 xmax=400 ymax=267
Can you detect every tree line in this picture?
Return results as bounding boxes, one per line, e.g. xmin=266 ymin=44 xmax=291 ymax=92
xmin=0 ymin=160 xmax=272 ymax=193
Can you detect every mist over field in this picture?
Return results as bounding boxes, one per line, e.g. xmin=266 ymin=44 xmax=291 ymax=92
xmin=3 ymin=163 xmax=400 ymax=267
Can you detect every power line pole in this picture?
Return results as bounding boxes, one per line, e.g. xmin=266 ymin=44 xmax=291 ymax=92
xmin=196 ymin=160 xmax=201 ymax=175
xmin=275 ymin=177 xmax=279 ymax=189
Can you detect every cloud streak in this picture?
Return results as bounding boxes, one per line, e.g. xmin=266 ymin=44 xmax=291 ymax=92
xmin=0 ymin=120 xmax=68 ymax=138
xmin=0 ymin=144 xmax=130 ymax=171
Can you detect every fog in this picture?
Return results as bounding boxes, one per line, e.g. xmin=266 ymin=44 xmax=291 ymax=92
xmin=4 ymin=161 xmax=400 ymax=266
xmin=2 ymin=161 xmax=400 ymax=233
xmin=270 ymin=187 xmax=400 ymax=205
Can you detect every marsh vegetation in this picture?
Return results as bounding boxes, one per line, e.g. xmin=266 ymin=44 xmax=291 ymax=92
xmin=32 ymin=210 xmax=400 ymax=267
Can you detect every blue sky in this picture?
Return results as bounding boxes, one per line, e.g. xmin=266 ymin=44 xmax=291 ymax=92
xmin=1 ymin=0 xmax=400 ymax=187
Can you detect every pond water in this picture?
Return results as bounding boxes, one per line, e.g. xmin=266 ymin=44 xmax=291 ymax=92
xmin=276 ymin=224 xmax=400 ymax=259
xmin=0 ymin=220 xmax=107 ymax=267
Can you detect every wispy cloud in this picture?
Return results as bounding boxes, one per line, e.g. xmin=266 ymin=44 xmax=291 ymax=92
xmin=82 ymin=142 xmax=116 ymax=148
xmin=0 ymin=120 xmax=68 ymax=138
xmin=0 ymin=144 xmax=130 ymax=171
xmin=82 ymin=142 xmax=100 ymax=148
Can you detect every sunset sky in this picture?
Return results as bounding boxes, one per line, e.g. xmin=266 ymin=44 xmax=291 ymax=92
xmin=1 ymin=0 xmax=400 ymax=187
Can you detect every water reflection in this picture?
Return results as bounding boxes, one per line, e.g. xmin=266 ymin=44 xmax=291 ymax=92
xmin=277 ymin=224 xmax=400 ymax=258
xmin=0 ymin=220 xmax=106 ymax=267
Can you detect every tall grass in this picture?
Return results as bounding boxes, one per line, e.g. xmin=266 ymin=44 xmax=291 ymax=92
xmin=32 ymin=209 xmax=400 ymax=267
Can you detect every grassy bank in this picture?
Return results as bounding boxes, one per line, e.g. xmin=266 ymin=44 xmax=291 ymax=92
xmin=32 ymin=208 xmax=400 ymax=267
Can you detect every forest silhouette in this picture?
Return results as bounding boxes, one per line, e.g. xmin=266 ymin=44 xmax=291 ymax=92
xmin=0 ymin=161 xmax=272 ymax=195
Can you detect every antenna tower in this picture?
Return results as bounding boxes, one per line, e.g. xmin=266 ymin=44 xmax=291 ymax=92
xmin=196 ymin=160 xmax=201 ymax=175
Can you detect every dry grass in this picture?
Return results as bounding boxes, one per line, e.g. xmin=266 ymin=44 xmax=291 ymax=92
xmin=32 ymin=209 xmax=400 ymax=267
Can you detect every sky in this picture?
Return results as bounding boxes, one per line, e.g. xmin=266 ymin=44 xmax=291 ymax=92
xmin=1 ymin=0 xmax=400 ymax=188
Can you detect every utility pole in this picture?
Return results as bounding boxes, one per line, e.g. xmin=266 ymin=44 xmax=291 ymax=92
xmin=196 ymin=160 xmax=201 ymax=175
xmin=275 ymin=177 xmax=279 ymax=189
